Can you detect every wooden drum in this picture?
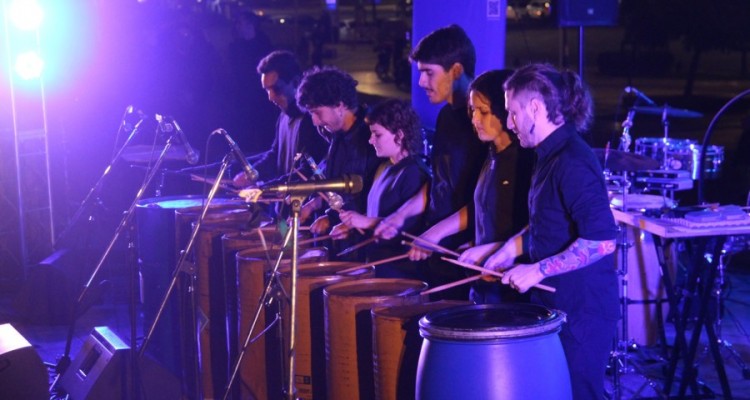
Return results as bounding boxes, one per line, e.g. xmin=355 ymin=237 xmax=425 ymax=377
xmin=371 ymin=301 xmax=470 ymax=400
xmin=279 ymin=262 xmax=374 ymax=399
xmin=324 ymin=278 xmax=428 ymax=400
xmin=235 ymin=246 xmax=327 ymax=400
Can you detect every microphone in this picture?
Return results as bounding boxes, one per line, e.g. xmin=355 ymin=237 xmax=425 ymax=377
xmin=624 ymin=86 xmax=656 ymax=106
xmin=302 ymin=154 xmax=344 ymax=209
xmin=213 ymin=128 xmax=258 ymax=183
xmin=156 ymin=115 xmax=199 ymax=164
xmin=261 ymin=174 xmax=363 ymax=197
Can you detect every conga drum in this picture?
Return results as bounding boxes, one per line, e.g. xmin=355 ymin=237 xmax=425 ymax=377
xmin=324 ymin=278 xmax=428 ymax=400
xmin=135 ymin=195 xmax=246 ymax=384
xmin=371 ymin=301 xmax=469 ymax=400
xmin=235 ymin=246 xmax=328 ymax=400
xmin=416 ymin=304 xmax=570 ymax=400
xmin=279 ymin=262 xmax=375 ymax=399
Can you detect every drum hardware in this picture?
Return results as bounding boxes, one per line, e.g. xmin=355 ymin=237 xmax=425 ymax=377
xmin=222 ymin=192 xmax=310 ymax=400
xmin=609 ymin=176 xmax=666 ymax=400
xmin=49 ymin=124 xmax=186 ymax=397
xmin=706 ymin=238 xmax=750 ymax=380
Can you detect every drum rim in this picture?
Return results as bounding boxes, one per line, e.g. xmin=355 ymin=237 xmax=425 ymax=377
xmin=323 ymin=278 xmax=427 ymax=298
xmin=419 ymin=304 xmax=566 ymax=341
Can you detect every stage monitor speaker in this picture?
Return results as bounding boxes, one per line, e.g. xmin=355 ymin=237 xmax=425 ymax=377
xmin=60 ymin=326 xmax=181 ymax=400
xmin=557 ymin=0 xmax=619 ymax=27
xmin=0 ymin=323 xmax=49 ymax=400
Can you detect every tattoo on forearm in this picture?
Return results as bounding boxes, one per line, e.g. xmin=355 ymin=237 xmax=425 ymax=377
xmin=539 ymin=239 xmax=616 ymax=277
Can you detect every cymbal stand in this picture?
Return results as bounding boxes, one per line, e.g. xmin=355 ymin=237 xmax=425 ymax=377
xmin=610 ymin=176 xmax=665 ymax=400
xmin=52 ymin=127 xmax=179 ymax=398
xmin=138 ymin=152 xmax=234 ymax=397
xmin=221 ymin=196 xmax=303 ymax=400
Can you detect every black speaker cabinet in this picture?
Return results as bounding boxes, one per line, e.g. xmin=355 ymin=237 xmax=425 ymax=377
xmin=557 ymin=0 xmax=619 ymax=27
xmin=0 ymin=324 xmax=49 ymax=400
xmin=60 ymin=326 xmax=181 ymax=400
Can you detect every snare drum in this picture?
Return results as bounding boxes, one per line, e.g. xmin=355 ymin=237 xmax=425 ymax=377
xmin=324 ymin=278 xmax=428 ymax=400
xmin=416 ymin=304 xmax=570 ymax=400
xmin=610 ymin=193 xmax=675 ymax=213
xmin=279 ymin=262 xmax=374 ymax=400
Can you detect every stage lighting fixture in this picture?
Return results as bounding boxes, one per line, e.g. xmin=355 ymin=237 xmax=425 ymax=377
xmin=9 ymin=0 xmax=44 ymax=31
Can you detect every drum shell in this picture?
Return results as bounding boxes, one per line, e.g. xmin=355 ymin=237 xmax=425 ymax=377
xmin=416 ymin=304 xmax=570 ymax=400
xmin=278 ymin=262 xmax=375 ymax=400
xmin=135 ymin=196 xmax=246 ymax=385
xmin=190 ymin=214 xmax=257 ymax=400
xmin=324 ymin=278 xmax=428 ymax=400
xmin=235 ymin=247 xmax=328 ymax=399
xmin=634 ymin=137 xmax=724 ymax=180
xmin=371 ymin=301 xmax=469 ymax=400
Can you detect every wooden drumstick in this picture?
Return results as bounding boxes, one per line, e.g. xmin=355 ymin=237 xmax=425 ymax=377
xmin=422 ymin=275 xmax=483 ymax=295
xmin=338 ymin=253 xmax=410 ymax=274
xmin=440 ymin=257 xmax=556 ymax=293
xmin=401 ymin=238 xmax=461 ymax=258
xmin=297 ymin=234 xmax=334 ymax=246
xmin=336 ymin=236 xmax=378 ymax=257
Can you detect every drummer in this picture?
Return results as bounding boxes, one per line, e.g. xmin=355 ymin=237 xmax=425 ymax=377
xmin=374 ymin=24 xmax=485 ymax=299
xmin=409 ymin=69 xmax=534 ymax=303
xmin=460 ymin=63 xmax=619 ymax=400
xmin=296 ymin=66 xmax=381 ymax=260
xmin=330 ymin=99 xmax=430 ymax=279
xmin=231 ymin=51 xmax=329 ymax=212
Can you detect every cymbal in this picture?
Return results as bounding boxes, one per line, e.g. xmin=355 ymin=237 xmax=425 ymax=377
xmin=592 ymin=148 xmax=660 ymax=171
xmin=631 ymin=105 xmax=703 ymax=118
xmin=121 ymin=144 xmax=196 ymax=163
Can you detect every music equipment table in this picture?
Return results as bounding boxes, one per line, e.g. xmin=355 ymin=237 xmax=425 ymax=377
xmin=612 ymin=209 xmax=750 ymax=399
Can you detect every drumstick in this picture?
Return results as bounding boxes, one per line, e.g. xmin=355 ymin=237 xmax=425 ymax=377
xmin=297 ymin=234 xmax=333 ymax=246
xmin=336 ymin=236 xmax=378 ymax=257
xmin=400 ymin=232 xmax=461 ymax=258
xmin=401 ymin=239 xmax=461 ymax=258
xmin=294 ymin=168 xmax=365 ymax=235
xmin=440 ymin=257 xmax=556 ymax=293
xmin=338 ymin=253 xmax=410 ymax=274
xmin=422 ymin=275 xmax=483 ymax=295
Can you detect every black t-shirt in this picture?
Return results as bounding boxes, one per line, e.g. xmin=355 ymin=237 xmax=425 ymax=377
xmin=474 ymin=142 xmax=534 ymax=245
xmin=528 ymin=123 xmax=619 ymax=322
xmin=366 ymin=155 xmax=431 ymax=258
xmin=428 ymin=103 xmax=484 ymax=248
xmin=255 ymin=112 xmax=328 ymax=179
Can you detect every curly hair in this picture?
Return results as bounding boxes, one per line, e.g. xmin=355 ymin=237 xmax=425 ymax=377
xmin=468 ymin=69 xmax=514 ymax=124
xmin=365 ymin=99 xmax=423 ymax=157
xmin=410 ymin=24 xmax=476 ymax=79
xmin=256 ymin=50 xmax=302 ymax=86
xmin=503 ymin=63 xmax=593 ymax=132
xmin=296 ymin=66 xmax=359 ymax=111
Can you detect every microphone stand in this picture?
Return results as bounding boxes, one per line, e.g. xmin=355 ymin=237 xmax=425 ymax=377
xmin=221 ymin=194 xmax=304 ymax=400
xmin=53 ymin=119 xmax=146 ymax=248
xmin=52 ymin=127 xmax=178 ymax=399
xmin=137 ymin=151 xmax=235 ymax=397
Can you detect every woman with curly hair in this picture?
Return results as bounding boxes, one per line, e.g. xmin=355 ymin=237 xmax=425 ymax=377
xmin=332 ymin=99 xmax=430 ymax=279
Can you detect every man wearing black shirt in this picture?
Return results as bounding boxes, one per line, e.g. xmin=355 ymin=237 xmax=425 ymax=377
xmin=375 ymin=25 xmax=484 ymax=300
xmin=464 ymin=63 xmax=619 ymax=400
xmin=296 ymin=66 xmax=380 ymax=260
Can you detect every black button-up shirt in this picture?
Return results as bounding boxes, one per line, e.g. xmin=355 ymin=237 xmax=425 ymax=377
xmin=528 ymin=123 xmax=619 ymax=321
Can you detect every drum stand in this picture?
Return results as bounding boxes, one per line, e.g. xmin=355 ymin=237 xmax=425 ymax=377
xmin=138 ymin=151 xmax=235 ymax=398
xmin=609 ymin=180 xmax=666 ymax=400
